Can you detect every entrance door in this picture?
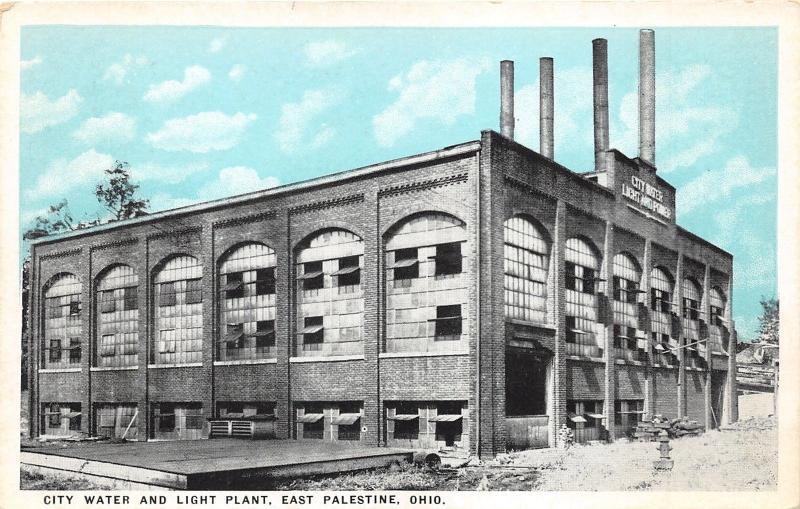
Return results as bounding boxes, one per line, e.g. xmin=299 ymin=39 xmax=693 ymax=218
xmin=710 ymin=371 xmax=726 ymax=428
xmin=505 ymin=348 xmax=550 ymax=449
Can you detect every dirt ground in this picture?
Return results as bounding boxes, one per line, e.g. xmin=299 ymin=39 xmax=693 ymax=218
xmin=277 ymin=415 xmax=777 ymax=491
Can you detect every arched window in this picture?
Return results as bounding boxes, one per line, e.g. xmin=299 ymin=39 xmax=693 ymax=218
xmin=650 ymin=267 xmax=676 ymax=362
xmin=96 ymin=265 xmax=138 ymax=367
xmin=612 ymin=253 xmax=644 ymax=360
xmin=296 ymin=230 xmax=363 ymax=357
xmin=504 ymin=216 xmax=549 ymax=324
xmin=709 ymin=287 xmax=727 ymax=353
xmin=43 ymin=274 xmax=82 ymax=369
xmin=682 ymin=278 xmax=703 ymax=364
xmin=219 ymin=243 xmax=277 ymax=361
xmin=384 ymin=213 xmax=467 ymax=353
xmin=153 ymin=255 xmax=203 ymax=365
xmin=565 ymin=238 xmax=602 ymax=358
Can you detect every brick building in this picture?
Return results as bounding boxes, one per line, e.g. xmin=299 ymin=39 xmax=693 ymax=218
xmin=27 ymin=30 xmax=737 ymax=457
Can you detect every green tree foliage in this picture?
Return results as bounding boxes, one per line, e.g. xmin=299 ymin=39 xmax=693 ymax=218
xmin=756 ymin=297 xmax=779 ymax=345
xmin=21 ymin=199 xmax=80 ymax=240
xmin=95 ymin=161 xmax=150 ymax=221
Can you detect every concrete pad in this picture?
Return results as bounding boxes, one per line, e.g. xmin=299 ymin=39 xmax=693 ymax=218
xmin=21 ymin=439 xmax=413 ymax=490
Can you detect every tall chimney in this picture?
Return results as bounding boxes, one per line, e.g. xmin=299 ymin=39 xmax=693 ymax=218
xmin=500 ymin=60 xmax=515 ymax=139
xmin=539 ymin=57 xmax=554 ymax=159
xmin=639 ymin=29 xmax=656 ymax=165
xmin=592 ymin=38 xmax=609 ymax=173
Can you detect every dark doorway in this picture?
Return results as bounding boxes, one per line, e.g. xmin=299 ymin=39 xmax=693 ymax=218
xmin=710 ymin=370 xmax=726 ymax=428
xmin=506 ymin=349 xmax=549 ymax=416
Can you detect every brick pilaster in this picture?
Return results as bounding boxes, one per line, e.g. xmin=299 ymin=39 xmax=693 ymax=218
xmin=551 ymin=199 xmax=567 ymax=447
xmin=602 ymin=220 xmax=616 ymax=440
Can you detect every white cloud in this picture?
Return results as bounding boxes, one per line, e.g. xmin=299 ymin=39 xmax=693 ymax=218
xmin=515 ymin=67 xmax=594 ymax=155
xmin=197 ymin=166 xmax=280 ymax=200
xmin=143 ymin=66 xmax=211 ymax=103
xmin=373 ymin=57 xmax=491 ymax=147
xmin=131 ymin=161 xmax=210 ymax=184
xmin=209 ymin=37 xmax=226 ymax=54
xmin=612 ymin=64 xmax=738 ymax=172
xmin=228 ymin=64 xmax=246 ymax=82
xmin=21 ymin=89 xmax=83 ymax=134
xmin=677 ymin=156 xmax=775 ymax=216
xmin=21 ymin=56 xmax=42 ymax=71
xmin=304 ymin=40 xmax=356 ymax=67
xmin=72 ymin=112 xmax=136 ymax=145
xmin=25 ymin=149 xmax=115 ymax=199
xmin=275 ymin=89 xmax=340 ymax=153
xmin=146 ymin=111 xmax=257 ymax=153
xmin=103 ymin=54 xmax=149 ymax=85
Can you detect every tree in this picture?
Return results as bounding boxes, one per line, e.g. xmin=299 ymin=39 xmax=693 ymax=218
xmin=95 ymin=161 xmax=149 ymax=221
xmin=756 ymin=297 xmax=779 ymax=345
xmin=22 ymin=199 xmax=79 ymax=240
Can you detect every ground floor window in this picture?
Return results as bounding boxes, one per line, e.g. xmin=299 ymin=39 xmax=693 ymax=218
xmin=95 ymin=403 xmax=138 ymax=440
xmin=295 ymin=401 xmax=364 ymax=442
xmin=567 ymin=400 xmax=605 ymax=443
xmin=385 ymin=400 xmax=468 ymax=449
xmin=41 ymin=403 xmax=81 ymax=436
xmin=216 ymin=401 xmax=276 ymax=419
xmin=614 ymin=399 xmax=644 ymax=437
xmin=151 ymin=402 xmax=203 ymax=440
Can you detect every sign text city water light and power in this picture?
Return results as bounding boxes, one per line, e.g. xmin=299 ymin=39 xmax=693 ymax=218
xmin=621 ymin=175 xmax=672 ymax=219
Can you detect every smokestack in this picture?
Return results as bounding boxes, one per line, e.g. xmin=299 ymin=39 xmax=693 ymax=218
xmin=639 ymin=29 xmax=656 ymax=165
xmin=539 ymin=57 xmax=554 ymax=159
xmin=592 ymin=38 xmax=609 ymax=173
xmin=500 ymin=60 xmax=515 ymax=139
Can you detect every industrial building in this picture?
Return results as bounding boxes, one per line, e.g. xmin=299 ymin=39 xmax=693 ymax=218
xmin=27 ymin=29 xmax=738 ymax=457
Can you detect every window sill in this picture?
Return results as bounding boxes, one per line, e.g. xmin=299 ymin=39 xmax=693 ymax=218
xmin=147 ymin=362 xmax=203 ymax=369
xmin=614 ymin=359 xmax=647 ymax=367
xmin=506 ymin=319 xmax=555 ymax=331
xmin=290 ymin=355 xmax=364 ymax=363
xmin=90 ymin=366 xmax=138 ymax=372
xmin=214 ymin=358 xmax=277 ymax=366
xmin=39 ymin=368 xmax=82 ymax=374
xmin=379 ymin=351 xmax=469 ymax=359
xmin=684 ymin=366 xmax=707 ymax=372
xmin=565 ymin=355 xmax=605 ymax=364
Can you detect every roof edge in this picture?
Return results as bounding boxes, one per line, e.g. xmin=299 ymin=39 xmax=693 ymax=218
xmin=31 ymin=140 xmax=481 ymax=246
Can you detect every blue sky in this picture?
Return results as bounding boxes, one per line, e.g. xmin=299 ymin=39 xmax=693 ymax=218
xmin=19 ymin=26 xmax=777 ymax=340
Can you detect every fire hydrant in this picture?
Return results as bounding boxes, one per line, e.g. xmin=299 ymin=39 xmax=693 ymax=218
xmin=653 ymin=430 xmax=674 ymax=470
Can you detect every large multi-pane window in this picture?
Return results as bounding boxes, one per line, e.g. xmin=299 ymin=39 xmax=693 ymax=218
xmin=709 ymin=287 xmax=728 ymax=354
xmin=564 ymin=238 xmax=602 ymax=358
xmin=384 ymin=213 xmax=468 ymax=353
xmin=43 ymin=274 xmax=82 ymax=369
xmin=682 ymin=278 xmax=703 ymax=366
xmin=95 ymin=403 xmax=138 ymax=439
xmin=42 ymin=402 xmax=81 ymax=436
xmin=96 ymin=265 xmax=139 ymax=368
xmin=650 ymin=267 xmax=677 ymax=364
xmin=296 ymin=230 xmax=364 ymax=357
xmin=153 ymin=256 xmax=203 ymax=365
xmin=504 ymin=216 xmax=550 ymax=323
xmin=612 ymin=253 xmax=644 ymax=361
xmin=614 ymin=399 xmax=644 ymax=437
xmin=219 ymin=243 xmax=276 ymax=361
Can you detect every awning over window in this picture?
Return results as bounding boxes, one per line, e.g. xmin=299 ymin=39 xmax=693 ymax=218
xmin=299 ymin=325 xmax=324 ymax=334
xmin=65 ymin=412 xmax=82 ymax=419
xmin=331 ymin=413 xmax=361 ymax=425
xmin=568 ymin=413 xmax=587 ymax=423
xmin=223 ymin=412 xmax=245 ymax=418
xmin=388 ymin=414 xmax=419 ymax=421
xmin=428 ymin=414 xmax=462 ymax=422
xmin=585 ymin=412 xmax=605 ymax=420
xmin=388 ymin=258 xmax=418 ymax=269
xmin=296 ymin=271 xmax=324 ymax=280
xmin=297 ymin=413 xmax=324 ymax=423
xmin=330 ymin=266 xmax=360 ymax=276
